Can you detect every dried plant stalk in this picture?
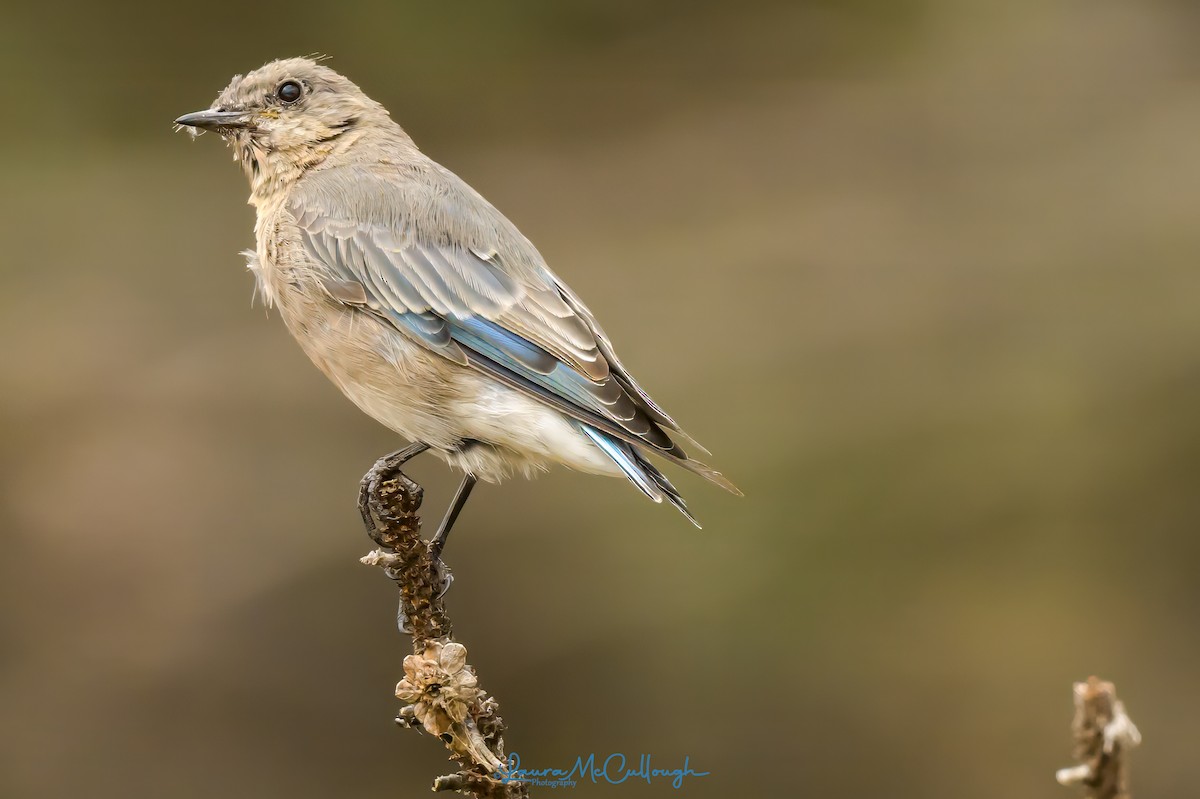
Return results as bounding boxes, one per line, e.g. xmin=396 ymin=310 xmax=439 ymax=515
xmin=358 ymin=446 xmax=527 ymax=798
xmin=1055 ymin=676 xmax=1141 ymax=799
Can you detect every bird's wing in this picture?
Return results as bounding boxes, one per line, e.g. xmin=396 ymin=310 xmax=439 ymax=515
xmin=288 ymin=163 xmax=736 ymax=493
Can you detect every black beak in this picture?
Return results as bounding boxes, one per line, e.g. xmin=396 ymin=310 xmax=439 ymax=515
xmin=174 ymin=109 xmax=254 ymax=131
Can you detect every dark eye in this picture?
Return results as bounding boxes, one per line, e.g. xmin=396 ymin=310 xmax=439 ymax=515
xmin=277 ymin=80 xmax=303 ymax=104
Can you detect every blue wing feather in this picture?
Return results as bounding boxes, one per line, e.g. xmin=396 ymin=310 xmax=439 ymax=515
xmin=289 ymin=175 xmax=741 ymax=506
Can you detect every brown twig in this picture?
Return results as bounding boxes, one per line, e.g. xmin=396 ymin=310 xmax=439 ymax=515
xmin=1056 ymin=676 xmax=1142 ymax=799
xmin=358 ymin=446 xmax=527 ymax=797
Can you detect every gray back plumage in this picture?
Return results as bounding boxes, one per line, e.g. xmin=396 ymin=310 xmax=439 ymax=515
xmin=289 ymin=157 xmax=737 ymax=493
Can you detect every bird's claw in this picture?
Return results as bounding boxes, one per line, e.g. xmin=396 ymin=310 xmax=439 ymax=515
xmin=434 ymin=558 xmax=454 ymax=598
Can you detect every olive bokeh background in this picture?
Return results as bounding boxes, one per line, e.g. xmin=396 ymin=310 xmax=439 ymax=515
xmin=3 ymin=1 xmax=1200 ymax=797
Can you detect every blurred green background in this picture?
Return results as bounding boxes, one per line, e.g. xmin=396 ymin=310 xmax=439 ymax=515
xmin=3 ymin=0 xmax=1199 ymax=797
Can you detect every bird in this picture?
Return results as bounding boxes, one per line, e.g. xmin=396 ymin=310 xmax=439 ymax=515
xmin=175 ymin=57 xmax=740 ymax=557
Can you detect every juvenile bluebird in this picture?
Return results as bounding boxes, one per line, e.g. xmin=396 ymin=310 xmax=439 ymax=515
xmin=176 ymin=57 xmax=739 ymax=554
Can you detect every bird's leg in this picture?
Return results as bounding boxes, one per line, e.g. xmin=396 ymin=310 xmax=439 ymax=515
xmin=357 ymin=444 xmax=471 ymax=611
xmin=358 ymin=442 xmax=443 ymax=635
xmin=357 ymin=442 xmax=431 ymax=535
xmin=430 ymin=473 xmax=478 ymax=562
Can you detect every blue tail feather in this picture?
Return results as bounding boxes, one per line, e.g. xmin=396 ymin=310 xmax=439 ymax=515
xmin=578 ymin=423 xmax=701 ymax=528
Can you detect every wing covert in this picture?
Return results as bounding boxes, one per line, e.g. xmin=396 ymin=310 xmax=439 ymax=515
xmin=287 ymin=167 xmax=712 ymax=470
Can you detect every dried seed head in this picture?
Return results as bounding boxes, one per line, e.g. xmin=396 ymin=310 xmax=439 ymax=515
xmin=395 ymin=641 xmax=480 ymax=737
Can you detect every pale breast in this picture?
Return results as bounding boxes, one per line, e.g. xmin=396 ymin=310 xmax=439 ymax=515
xmin=251 ymin=207 xmax=462 ymax=449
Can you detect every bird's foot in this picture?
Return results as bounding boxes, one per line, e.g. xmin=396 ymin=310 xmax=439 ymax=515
xmin=433 ymin=557 xmax=454 ymax=598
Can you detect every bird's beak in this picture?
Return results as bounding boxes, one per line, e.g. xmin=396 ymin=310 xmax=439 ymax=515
xmin=174 ymin=109 xmax=254 ymax=131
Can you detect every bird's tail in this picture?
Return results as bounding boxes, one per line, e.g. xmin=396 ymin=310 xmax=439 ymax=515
xmin=577 ymin=424 xmax=701 ymax=528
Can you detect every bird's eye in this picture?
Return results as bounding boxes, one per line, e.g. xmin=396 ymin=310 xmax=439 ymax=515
xmin=277 ymin=80 xmax=303 ymax=104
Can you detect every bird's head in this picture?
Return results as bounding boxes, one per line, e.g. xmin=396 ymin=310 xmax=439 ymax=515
xmin=175 ymin=57 xmax=396 ymax=193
